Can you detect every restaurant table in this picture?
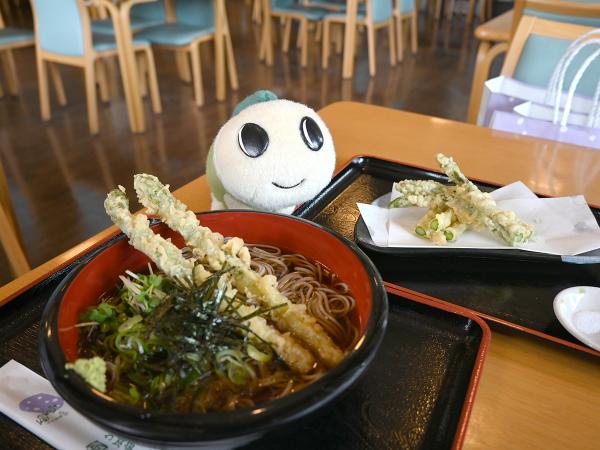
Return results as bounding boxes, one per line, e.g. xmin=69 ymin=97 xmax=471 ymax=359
xmin=2 ymin=102 xmax=600 ymax=449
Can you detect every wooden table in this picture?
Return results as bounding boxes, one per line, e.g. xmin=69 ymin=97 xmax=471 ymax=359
xmin=2 ymin=102 xmax=600 ymax=449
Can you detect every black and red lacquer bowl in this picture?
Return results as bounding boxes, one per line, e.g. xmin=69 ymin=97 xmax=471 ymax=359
xmin=39 ymin=211 xmax=388 ymax=448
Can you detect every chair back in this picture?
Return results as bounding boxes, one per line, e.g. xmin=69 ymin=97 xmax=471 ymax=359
xmin=502 ymin=16 xmax=600 ymax=97
xmin=512 ymin=0 xmax=600 ymax=35
xmin=272 ymin=0 xmax=297 ymax=8
xmin=132 ymin=1 xmax=167 ymax=22
xmin=173 ymin=0 xmax=214 ymax=27
xmin=30 ymin=0 xmax=91 ymax=57
xmin=370 ymin=0 xmax=394 ymax=23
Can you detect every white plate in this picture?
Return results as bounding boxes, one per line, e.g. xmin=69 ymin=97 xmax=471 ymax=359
xmin=553 ymin=286 xmax=600 ymax=352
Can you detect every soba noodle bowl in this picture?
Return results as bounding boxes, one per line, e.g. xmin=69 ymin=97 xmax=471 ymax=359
xmin=75 ymin=245 xmax=358 ymax=414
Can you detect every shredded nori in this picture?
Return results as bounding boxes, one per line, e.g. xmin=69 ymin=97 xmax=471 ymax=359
xmin=78 ymin=268 xmax=287 ymax=413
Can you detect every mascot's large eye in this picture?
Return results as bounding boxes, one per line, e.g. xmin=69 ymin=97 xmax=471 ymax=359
xmin=300 ymin=116 xmax=324 ymax=151
xmin=238 ymin=123 xmax=269 ymax=158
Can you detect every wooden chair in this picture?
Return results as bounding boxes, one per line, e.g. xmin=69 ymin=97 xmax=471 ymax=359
xmin=394 ymin=0 xmax=417 ymax=62
xmin=322 ymin=0 xmax=397 ymax=76
xmin=135 ymin=0 xmax=238 ymax=106
xmin=512 ymin=0 xmax=600 ymax=35
xmin=467 ymin=0 xmax=600 ymax=124
xmin=30 ymin=0 xmax=161 ymax=134
xmin=92 ymin=1 xmax=166 ymax=35
xmin=0 ymin=157 xmax=29 ymax=277
xmin=0 ymin=7 xmax=33 ymax=98
xmin=501 ymin=15 xmax=600 ymax=97
xmin=266 ymin=0 xmax=333 ymax=68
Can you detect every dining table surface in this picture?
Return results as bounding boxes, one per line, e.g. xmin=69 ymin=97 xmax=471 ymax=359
xmin=2 ymin=101 xmax=600 ymax=449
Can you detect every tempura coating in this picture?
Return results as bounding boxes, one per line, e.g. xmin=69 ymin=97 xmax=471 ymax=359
xmin=105 ymin=184 xmax=316 ymax=374
xmin=134 ymin=174 xmax=344 ymax=368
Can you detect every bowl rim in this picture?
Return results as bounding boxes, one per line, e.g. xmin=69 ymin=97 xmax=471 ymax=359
xmin=39 ymin=210 xmax=388 ymax=443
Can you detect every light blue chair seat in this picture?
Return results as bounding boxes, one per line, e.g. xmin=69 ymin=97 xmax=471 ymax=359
xmin=92 ymin=33 xmax=149 ymax=52
xmin=273 ymin=5 xmax=334 ymax=20
xmin=135 ymin=23 xmax=214 ymax=46
xmin=91 ymin=16 xmax=165 ymax=35
xmin=0 ymin=27 xmax=34 ymax=46
xmin=325 ymin=11 xmax=367 ymax=20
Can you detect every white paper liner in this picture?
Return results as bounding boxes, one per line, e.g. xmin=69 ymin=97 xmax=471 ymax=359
xmin=358 ymin=182 xmax=600 ymax=256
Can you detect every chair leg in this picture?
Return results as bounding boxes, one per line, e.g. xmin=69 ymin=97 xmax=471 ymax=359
xmin=224 ymin=28 xmax=239 ymax=90
xmin=36 ymin=56 xmax=51 ymax=121
xmin=48 ymin=63 xmax=67 ymax=106
xmin=445 ymin=0 xmax=454 ymax=19
xmin=84 ymin=62 xmax=99 ymax=134
xmin=0 ymin=203 xmax=29 ymax=277
xmin=435 ymin=0 xmax=442 ymax=19
xmin=218 ymin=0 xmax=239 ymax=92
xmin=411 ymin=11 xmax=418 ymax=54
xmin=335 ymin=24 xmax=343 ymax=54
xmin=315 ymin=21 xmax=322 ymax=42
xmin=190 ymin=44 xmax=204 ymax=106
xmin=143 ymin=49 xmax=162 ymax=114
xmin=322 ymin=20 xmax=331 ymax=69
xmin=300 ymin=18 xmax=308 ymax=68
xmin=0 ymin=79 xmax=3 ymax=98
xmin=96 ymin=59 xmax=110 ymax=103
xmin=0 ymin=50 xmax=19 ymax=95
xmin=297 ymin=20 xmax=304 ymax=49
xmin=366 ymin=23 xmax=376 ymax=77
xmin=466 ymin=0 xmax=476 ymax=24
xmin=252 ymin=0 xmax=262 ymax=24
xmin=175 ymin=51 xmax=192 ymax=83
xmin=388 ymin=20 xmax=397 ymax=66
xmin=135 ymin=53 xmax=148 ymax=98
xmin=395 ymin=13 xmax=403 ymax=62
xmin=283 ymin=17 xmax=292 ymax=52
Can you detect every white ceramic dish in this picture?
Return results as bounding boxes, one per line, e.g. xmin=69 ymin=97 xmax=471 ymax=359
xmin=553 ymin=286 xmax=600 ymax=352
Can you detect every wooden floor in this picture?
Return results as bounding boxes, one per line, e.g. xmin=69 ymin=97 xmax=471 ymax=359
xmin=0 ymin=2 xmax=486 ymax=285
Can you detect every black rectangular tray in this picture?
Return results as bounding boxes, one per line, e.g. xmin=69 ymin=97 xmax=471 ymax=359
xmin=0 ymin=281 xmax=488 ymax=450
xmin=294 ymin=156 xmax=600 ymax=355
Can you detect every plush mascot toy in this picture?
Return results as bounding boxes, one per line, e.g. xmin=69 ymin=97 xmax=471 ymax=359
xmin=207 ymin=90 xmax=336 ymax=214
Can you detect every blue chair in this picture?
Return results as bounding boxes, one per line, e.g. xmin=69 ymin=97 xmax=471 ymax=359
xmin=91 ymin=1 xmax=166 ymax=35
xmin=135 ymin=0 xmax=238 ymax=106
xmin=322 ymin=0 xmax=397 ymax=76
xmin=270 ymin=0 xmax=333 ymax=67
xmin=394 ymin=0 xmax=417 ymax=62
xmin=515 ymin=0 xmax=600 ymax=30
xmin=0 ymin=8 xmax=34 ymax=97
xmin=30 ymin=0 xmax=161 ymax=134
xmin=502 ymin=16 xmax=600 ymax=99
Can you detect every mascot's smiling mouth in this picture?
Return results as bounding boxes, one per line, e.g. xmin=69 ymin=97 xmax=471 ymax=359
xmin=272 ymin=179 xmax=305 ymax=189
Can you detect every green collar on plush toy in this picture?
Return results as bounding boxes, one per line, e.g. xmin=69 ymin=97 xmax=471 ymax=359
xmin=207 ymin=90 xmax=335 ymax=213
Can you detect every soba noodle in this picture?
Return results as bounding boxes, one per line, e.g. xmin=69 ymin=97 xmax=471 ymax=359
xmin=249 ymin=245 xmax=359 ymax=350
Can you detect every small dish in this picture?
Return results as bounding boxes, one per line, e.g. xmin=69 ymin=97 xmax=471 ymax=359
xmin=553 ymin=286 xmax=600 ymax=352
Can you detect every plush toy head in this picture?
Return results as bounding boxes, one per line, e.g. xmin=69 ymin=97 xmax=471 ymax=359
xmin=207 ymin=90 xmax=335 ymax=214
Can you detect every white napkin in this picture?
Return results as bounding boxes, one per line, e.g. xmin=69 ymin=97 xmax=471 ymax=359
xmin=0 ymin=360 xmax=157 ymax=450
xmin=357 ymin=182 xmax=600 ymax=256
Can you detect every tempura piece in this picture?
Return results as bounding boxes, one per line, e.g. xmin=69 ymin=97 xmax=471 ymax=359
xmin=104 ymin=188 xmax=194 ymax=281
xmin=134 ymin=174 xmax=345 ymax=368
xmin=105 ymin=186 xmax=316 ymax=374
xmin=389 ymin=179 xmax=445 ymax=208
xmin=415 ymin=210 xmax=437 ymax=238
xmin=389 ymin=154 xmax=535 ymax=246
